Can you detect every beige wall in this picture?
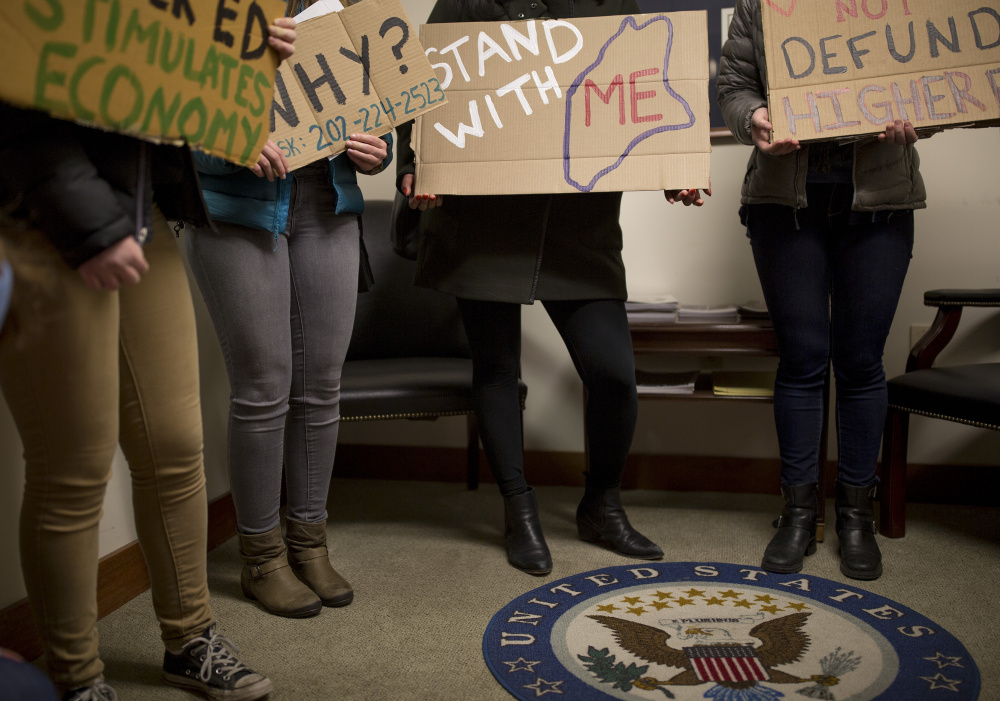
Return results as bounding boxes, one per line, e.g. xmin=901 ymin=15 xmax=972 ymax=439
xmin=2 ymin=0 xmax=997 ymax=609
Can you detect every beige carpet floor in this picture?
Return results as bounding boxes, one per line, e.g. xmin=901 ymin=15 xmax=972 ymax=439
xmin=96 ymin=479 xmax=1000 ymax=700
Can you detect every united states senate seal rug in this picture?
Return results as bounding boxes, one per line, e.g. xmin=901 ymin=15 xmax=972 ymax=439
xmin=483 ymin=562 xmax=979 ymax=700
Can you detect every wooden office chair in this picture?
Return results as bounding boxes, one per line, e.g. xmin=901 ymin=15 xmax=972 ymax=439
xmin=340 ymin=200 xmax=527 ymax=489
xmin=879 ymin=289 xmax=1000 ymax=537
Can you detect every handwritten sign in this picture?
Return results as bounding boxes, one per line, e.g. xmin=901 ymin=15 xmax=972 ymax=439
xmin=762 ymin=0 xmax=1000 ymax=141
xmin=270 ymin=0 xmax=447 ymax=170
xmin=412 ymin=12 xmax=710 ymax=195
xmin=0 ymin=0 xmax=285 ymax=167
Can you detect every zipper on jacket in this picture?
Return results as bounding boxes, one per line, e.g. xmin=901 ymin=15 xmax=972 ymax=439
xmin=792 ymin=148 xmax=803 ymax=230
xmin=135 ymin=141 xmax=149 ymax=244
xmin=527 ymin=196 xmax=553 ymax=304
xmin=851 ymin=140 xmax=859 ymax=214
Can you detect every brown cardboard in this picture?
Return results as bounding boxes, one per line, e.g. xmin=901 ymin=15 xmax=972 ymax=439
xmin=412 ymin=11 xmax=711 ymax=195
xmin=761 ymin=0 xmax=1000 ymax=141
xmin=270 ymin=0 xmax=447 ymax=170
xmin=0 ymin=0 xmax=284 ymax=167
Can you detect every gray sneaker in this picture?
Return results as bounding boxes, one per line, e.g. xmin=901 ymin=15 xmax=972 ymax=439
xmin=61 ymin=676 xmax=117 ymax=701
xmin=162 ymin=624 xmax=272 ymax=700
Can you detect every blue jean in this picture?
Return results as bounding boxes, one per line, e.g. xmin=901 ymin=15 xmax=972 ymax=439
xmin=746 ymin=183 xmax=914 ymax=487
xmin=186 ymin=165 xmax=359 ymax=533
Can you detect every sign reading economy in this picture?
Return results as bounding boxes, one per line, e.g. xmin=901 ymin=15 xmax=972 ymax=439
xmin=762 ymin=0 xmax=1000 ymax=141
xmin=412 ymin=11 xmax=710 ymax=195
xmin=270 ymin=0 xmax=448 ymax=170
xmin=0 ymin=0 xmax=284 ymax=167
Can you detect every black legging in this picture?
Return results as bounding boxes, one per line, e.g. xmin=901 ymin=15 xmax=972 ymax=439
xmin=457 ymin=297 xmax=638 ymax=497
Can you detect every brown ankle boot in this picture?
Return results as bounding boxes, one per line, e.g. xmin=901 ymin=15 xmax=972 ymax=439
xmin=239 ymin=525 xmax=322 ymax=618
xmin=285 ymin=517 xmax=354 ymax=607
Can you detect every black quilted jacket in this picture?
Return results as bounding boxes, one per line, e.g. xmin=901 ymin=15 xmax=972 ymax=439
xmin=717 ymin=0 xmax=926 ymax=212
xmin=0 ymin=101 xmax=211 ymax=268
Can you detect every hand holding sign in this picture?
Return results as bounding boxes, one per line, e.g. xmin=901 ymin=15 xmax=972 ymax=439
xmin=751 ymin=107 xmax=800 ymax=155
xmin=877 ymin=119 xmax=919 ymax=145
xmin=400 ymin=173 xmax=444 ymax=210
xmin=663 ymin=185 xmax=711 ymax=205
xmin=269 ymin=18 xmax=298 ymax=61
xmin=346 ymin=133 xmax=389 ymax=171
xmin=250 ymin=140 xmax=292 ymax=180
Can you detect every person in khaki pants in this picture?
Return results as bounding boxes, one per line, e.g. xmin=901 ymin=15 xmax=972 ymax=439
xmin=0 ymin=18 xmax=296 ymax=701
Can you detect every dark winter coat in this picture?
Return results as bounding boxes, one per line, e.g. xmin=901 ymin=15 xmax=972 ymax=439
xmin=395 ymin=0 xmax=641 ymax=304
xmin=0 ymin=102 xmax=211 ymax=268
xmin=716 ymin=0 xmax=926 ymax=212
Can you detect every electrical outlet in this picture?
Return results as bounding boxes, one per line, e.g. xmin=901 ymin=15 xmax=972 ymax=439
xmin=910 ymin=323 xmax=931 ymax=349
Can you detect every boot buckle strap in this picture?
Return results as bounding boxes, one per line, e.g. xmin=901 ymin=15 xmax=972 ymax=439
xmin=837 ymin=519 xmax=878 ymax=534
xmin=290 ymin=546 xmax=328 ymax=563
xmin=248 ymin=554 xmax=289 ymax=579
xmin=775 ymin=514 xmax=814 ymax=530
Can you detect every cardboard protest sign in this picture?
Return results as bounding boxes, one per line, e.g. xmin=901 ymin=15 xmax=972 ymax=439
xmin=761 ymin=0 xmax=1000 ymax=141
xmin=270 ymin=0 xmax=448 ymax=169
xmin=0 ymin=0 xmax=285 ymax=167
xmin=411 ymin=12 xmax=710 ymax=195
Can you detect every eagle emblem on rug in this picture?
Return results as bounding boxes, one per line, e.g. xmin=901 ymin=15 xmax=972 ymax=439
xmin=483 ymin=565 xmax=980 ymax=700
xmin=584 ymin=612 xmax=850 ymax=700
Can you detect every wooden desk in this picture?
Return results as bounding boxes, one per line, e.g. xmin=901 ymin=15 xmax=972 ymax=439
xmin=626 ymin=317 xmax=830 ymax=540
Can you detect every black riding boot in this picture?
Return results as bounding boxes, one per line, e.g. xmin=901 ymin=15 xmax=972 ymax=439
xmin=761 ymin=483 xmax=818 ymax=574
xmin=503 ymin=487 xmax=553 ymax=575
xmin=576 ymin=486 xmax=663 ymax=559
xmin=836 ymin=481 xmax=883 ymax=580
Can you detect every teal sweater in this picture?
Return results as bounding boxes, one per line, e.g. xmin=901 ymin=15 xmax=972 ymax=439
xmin=194 ymin=135 xmax=393 ymax=233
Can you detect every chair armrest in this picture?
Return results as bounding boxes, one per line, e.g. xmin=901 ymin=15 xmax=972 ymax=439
xmin=907 ymin=307 xmax=959 ymax=372
xmin=924 ymin=289 xmax=1000 ymax=307
xmin=907 ymin=289 xmax=1000 ymax=372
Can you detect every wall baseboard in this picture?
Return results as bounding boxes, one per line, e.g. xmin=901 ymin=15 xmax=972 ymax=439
xmin=0 ymin=493 xmax=237 ymax=661
xmin=334 ymin=445 xmax=794 ymax=493
xmin=2 ymin=447 xmax=992 ymax=660
xmin=335 ymin=444 xmax=997 ymax=505
xmin=336 ymin=445 xmax=796 ymax=493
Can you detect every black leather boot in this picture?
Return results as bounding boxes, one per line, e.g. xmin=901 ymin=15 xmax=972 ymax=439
xmin=576 ymin=486 xmax=663 ymax=559
xmin=503 ymin=487 xmax=553 ymax=575
xmin=761 ymin=483 xmax=818 ymax=574
xmin=836 ymin=481 xmax=883 ymax=580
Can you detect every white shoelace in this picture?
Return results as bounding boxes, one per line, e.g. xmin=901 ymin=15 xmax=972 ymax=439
xmin=68 ymin=678 xmax=117 ymax=701
xmin=182 ymin=626 xmax=248 ymax=683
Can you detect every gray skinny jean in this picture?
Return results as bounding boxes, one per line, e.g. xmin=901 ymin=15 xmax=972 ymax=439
xmin=186 ymin=165 xmax=359 ymax=533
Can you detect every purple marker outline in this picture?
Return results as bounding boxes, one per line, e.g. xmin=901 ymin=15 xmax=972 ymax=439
xmin=563 ymin=15 xmax=695 ymax=192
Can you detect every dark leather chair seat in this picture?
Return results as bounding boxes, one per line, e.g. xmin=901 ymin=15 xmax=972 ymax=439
xmin=880 ymin=289 xmax=1000 ymax=537
xmin=888 ymin=364 xmax=1000 ymax=430
xmin=340 ymin=357 xmax=476 ymax=420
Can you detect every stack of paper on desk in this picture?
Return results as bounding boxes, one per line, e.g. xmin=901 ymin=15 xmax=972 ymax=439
xmin=712 ymin=371 xmax=776 ymax=397
xmin=626 ymin=295 xmax=680 ymax=324
xmin=677 ymin=304 xmax=740 ymax=324
xmin=737 ymin=300 xmax=770 ymax=319
xmin=635 ymin=369 xmax=699 ymax=395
